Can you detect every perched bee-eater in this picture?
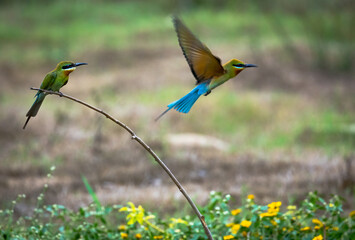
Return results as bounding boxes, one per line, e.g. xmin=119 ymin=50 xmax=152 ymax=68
xmin=156 ymin=17 xmax=257 ymax=120
xmin=23 ymin=61 xmax=87 ymax=129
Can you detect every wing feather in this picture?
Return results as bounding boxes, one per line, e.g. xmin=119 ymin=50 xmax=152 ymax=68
xmin=39 ymin=72 xmax=56 ymax=90
xmin=173 ymin=17 xmax=225 ymax=83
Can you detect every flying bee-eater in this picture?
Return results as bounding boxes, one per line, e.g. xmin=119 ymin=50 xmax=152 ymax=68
xmin=23 ymin=61 xmax=88 ymax=129
xmin=156 ymin=17 xmax=257 ymax=120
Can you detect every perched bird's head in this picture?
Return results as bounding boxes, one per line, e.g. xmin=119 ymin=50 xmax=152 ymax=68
xmin=229 ymin=59 xmax=257 ymax=74
xmin=56 ymin=61 xmax=88 ymax=75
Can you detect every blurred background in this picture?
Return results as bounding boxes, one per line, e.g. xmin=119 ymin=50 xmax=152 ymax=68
xmin=0 ymin=0 xmax=354 ymax=216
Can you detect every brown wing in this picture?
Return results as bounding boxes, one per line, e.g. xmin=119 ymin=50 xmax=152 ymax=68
xmin=173 ymin=17 xmax=225 ymax=84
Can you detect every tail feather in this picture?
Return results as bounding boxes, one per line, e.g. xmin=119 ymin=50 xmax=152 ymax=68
xmin=23 ymin=116 xmax=32 ymax=130
xmin=23 ymin=93 xmax=45 ymax=129
xmin=155 ymin=82 xmax=209 ymax=121
xmin=173 ymin=92 xmax=199 ymax=113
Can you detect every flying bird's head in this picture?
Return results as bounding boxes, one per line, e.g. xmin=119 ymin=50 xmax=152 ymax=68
xmin=229 ymin=59 xmax=257 ymax=75
xmin=56 ymin=61 xmax=88 ymax=75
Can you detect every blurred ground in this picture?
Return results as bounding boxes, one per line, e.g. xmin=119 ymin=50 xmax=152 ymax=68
xmin=0 ymin=0 xmax=354 ymax=216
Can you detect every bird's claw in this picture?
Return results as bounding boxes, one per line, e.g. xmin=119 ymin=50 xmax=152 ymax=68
xmin=204 ymin=90 xmax=211 ymax=96
xmin=58 ymin=91 xmax=64 ymax=97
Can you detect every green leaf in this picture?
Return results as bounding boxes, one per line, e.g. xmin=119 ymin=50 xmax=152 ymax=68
xmin=81 ymin=175 xmax=102 ymax=208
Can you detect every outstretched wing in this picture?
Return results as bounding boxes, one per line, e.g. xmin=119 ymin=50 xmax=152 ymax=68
xmin=173 ymin=17 xmax=225 ymax=84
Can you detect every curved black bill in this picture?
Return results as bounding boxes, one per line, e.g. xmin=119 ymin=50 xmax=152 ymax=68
xmin=244 ymin=63 xmax=257 ymax=68
xmin=75 ymin=62 xmax=88 ymax=67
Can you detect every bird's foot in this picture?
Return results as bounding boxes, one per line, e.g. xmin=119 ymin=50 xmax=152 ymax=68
xmin=204 ymin=90 xmax=211 ymax=96
xmin=58 ymin=91 xmax=64 ymax=97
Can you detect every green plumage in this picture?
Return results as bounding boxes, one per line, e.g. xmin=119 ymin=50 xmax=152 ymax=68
xmin=23 ymin=61 xmax=87 ymax=129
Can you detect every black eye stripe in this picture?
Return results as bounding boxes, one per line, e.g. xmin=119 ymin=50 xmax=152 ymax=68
xmin=233 ymin=64 xmax=245 ymax=67
xmin=62 ymin=64 xmax=74 ymax=69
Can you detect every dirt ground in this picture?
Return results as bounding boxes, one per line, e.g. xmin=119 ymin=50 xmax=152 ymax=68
xmin=0 ymin=47 xmax=354 ymax=216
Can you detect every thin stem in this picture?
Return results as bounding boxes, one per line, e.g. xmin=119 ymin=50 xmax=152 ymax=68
xmin=30 ymin=87 xmax=214 ymax=240
xmin=143 ymin=219 xmax=165 ymax=234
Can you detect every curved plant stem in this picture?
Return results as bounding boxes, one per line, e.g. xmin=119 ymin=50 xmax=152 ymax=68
xmin=30 ymin=87 xmax=214 ymax=240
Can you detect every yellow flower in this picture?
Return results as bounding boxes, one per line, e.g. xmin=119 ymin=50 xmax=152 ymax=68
xmin=287 ymin=205 xmax=296 ymax=210
xmin=120 ymin=232 xmax=128 ymax=239
xmin=260 ymin=201 xmax=282 ymax=218
xmin=153 ymin=236 xmax=163 ymax=239
xmin=247 ymin=194 xmax=255 ymax=200
xmin=312 ymin=218 xmax=323 ymax=225
xmin=260 ymin=212 xmax=277 ymax=218
xmin=223 ymin=235 xmax=234 ymax=240
xmin=119 ymin=202 xmax=145 ymax=225
xmin=312 ymin=234 xmax=323 ymax=240
xmin=332 ymin=227 xmax=339 ymax=231
xmin=135 ymin=233 xmax=142 ymax=239
xmin=231 ymin=208 xmax=241 ymax=216
xmin=349 ymin=210 xmax=355 ymax=217
xmin=329 ymin=203 xmax=334 ymax=208
xmin=169 ymin=217 xmax=188 ymax=228
xmin=271 ymin=220 xmax=277 ymax=226
xmin=312 ymin=218 xmax=323 ymax=230
xmin=231 ymin=223 xmax=241 ymax=234
xmin=118 ymin=225 xmax=127 ymax=230
xmin=170 ymin=218 xmax=188 ymax=225
xmin=120 ymin=202 xmax=156 ymax=226
xmin=241 ymin=220 xmax=252 ymax=228
xmin=301 ymin=227 xmax=311 ymax=231
xmin=286 ymin=205 xmax=296 ymax=215
xmin=268 ymin=201 xmax=282 ymax=212
xmin=242 ymin=231 xmax=247 ymax=237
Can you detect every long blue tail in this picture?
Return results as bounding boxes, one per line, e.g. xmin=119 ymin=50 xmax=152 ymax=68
xmin=155 ymin=82 xmax=209 ymax=121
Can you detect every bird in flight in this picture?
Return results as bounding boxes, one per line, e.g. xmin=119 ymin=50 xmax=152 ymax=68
xmin=23 ymin=61 xmax=87 ymax=129
xmin=156 ymin=17 xmax=257 ymax=120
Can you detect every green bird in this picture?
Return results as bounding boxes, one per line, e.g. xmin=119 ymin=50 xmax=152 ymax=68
xmin=23 ymin=61 xmax=87 ymax=129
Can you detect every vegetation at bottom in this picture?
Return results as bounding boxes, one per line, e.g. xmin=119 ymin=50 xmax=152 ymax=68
xmin=1 ymin=186 xmax=354 ymax=239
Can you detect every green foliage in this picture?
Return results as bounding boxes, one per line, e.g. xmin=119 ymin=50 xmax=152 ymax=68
xmin=0 ymin=0 xmax=353 ymax=72
xmin=82 ymin=175 xmax=102 ymax=208
xmin=1 ymin=191 xmax=353 ymax=239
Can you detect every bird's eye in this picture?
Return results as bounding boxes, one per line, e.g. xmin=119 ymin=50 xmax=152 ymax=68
xmin=233 ymin=64 xmax=245 ymax=68
xmin=62 ymin=64 xmax=73 ymax=69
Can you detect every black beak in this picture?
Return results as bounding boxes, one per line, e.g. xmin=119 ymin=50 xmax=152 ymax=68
xmin=244 ymin=63 xmax=257 ymax=68
xmin=74 ymin=62 xmax=88 ymax=67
